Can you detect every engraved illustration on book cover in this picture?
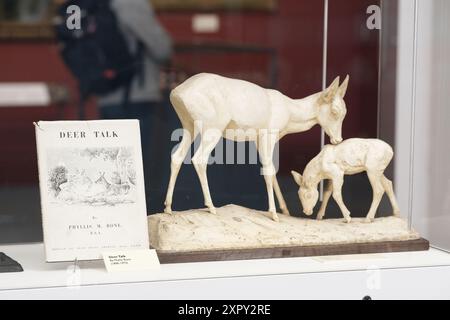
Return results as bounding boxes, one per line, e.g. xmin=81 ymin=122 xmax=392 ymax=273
xmin=35 ymin=120 xmax=149 ymax=262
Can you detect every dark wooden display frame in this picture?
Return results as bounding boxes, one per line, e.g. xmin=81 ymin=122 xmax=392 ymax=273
xmin=156 ymin=238 xmax=430 ymax=264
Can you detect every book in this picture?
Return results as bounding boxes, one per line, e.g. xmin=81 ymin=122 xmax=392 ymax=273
xmin=35 ymin=120 xmax=149 ymax=262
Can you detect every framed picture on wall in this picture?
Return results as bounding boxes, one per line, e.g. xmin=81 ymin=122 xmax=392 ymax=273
xmin=0 ymin=0 xmax=56 ymax=39
xmin=0 ymin=0 xmax=278 ymax=40
xmin=150 ymin=0 xmax=277 ymax=11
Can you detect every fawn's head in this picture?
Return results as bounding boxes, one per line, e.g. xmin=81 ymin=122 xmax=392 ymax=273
xmin=291 ymin=170 xmax=319 ymax=216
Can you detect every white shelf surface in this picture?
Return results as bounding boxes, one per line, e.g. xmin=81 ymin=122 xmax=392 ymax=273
xmin=1 ymin=243 xmax=450 ymax=299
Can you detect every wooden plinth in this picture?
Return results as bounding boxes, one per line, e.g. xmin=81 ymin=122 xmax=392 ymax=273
xmin=156 ymin=238 xmax=430 ymax=264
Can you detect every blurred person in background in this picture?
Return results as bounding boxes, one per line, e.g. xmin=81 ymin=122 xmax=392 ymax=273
xmin=98 ymin=0 xmax=172 ymax=120
xmin=100 ymin=0 xmax=173 ymax=213
xmin=56 ymin=0 xmax=172 ymax=212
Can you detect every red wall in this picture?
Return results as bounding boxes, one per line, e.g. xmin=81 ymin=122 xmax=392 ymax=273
xmin=0 ymin=42 xmax=96 ymax=184
xmin=327 ymin=0 xmax=380 ymax=142
xmin=0 ymin=0 xmax=379 ymax=184
xmin=159 ymin=1 xmax=325 ymax=96
xmin=158 ymin=0 xmax=380 ymax=173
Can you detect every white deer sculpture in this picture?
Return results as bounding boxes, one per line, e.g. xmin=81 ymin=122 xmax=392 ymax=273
xmin=291 ymin=138 xmax=401 ymax=223
xmin=164 ymin=73 xmax=349 ymax=222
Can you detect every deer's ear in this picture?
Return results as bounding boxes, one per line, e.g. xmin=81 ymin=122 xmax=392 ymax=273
xmin=338 ymin=75 xmax=349 ymax=98
xmin=320 ymin=76 xmax=340 ymax=104
xmin=291 ymin=171 xmax=303 ymax=186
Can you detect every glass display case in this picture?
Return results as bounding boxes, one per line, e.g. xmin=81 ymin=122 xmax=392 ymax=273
xmin=0 ymin=0 xmax=449 ymax=298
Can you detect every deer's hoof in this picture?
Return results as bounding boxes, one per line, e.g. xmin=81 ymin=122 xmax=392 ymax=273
xmin=164 ymin=207 xmax=173 ymax=215
xmin=272 ymin=213 xmax=280 ymax=222
xmin=365 ymin=217 xmax=375 ymax=223
xmin=208 ymin=207 xmax=217 ymax=215
xmin=344 ymin=216 xmax=352 ymax=224
xmin=317 ymin=214 xmax=324 ymax=221
xmin=393 ymin=210 xmax=401 ymax=217
xmin=281 ymin=208 xmax=291 ymax=216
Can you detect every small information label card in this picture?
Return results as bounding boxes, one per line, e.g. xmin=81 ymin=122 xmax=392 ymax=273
xmin=102 ymin=249 xmax=160 ymax=273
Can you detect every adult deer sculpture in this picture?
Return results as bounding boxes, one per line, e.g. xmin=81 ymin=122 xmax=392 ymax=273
xmin=164 ymin=73 xmax=349 ymax=222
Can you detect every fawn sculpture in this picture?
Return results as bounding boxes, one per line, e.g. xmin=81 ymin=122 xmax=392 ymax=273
xmin=292 ymin=138 xmax=401 ymax=223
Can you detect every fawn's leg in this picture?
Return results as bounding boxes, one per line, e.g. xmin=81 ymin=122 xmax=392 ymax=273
xmin=381 ymin=175 xmax=401 ymax=217
xmin=317 ymin=180 xmax=333 ymax=220
xmin=164 ymin=126 xmax=195 ymax=214
xmin=366 ymin=171 xmax=385 ymax=222
xmin=332 ymin=177 xmax=352 ymax=223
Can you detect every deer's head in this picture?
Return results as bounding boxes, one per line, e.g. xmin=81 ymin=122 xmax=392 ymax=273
xmin=317 ymin=75 xmax=349 ymax=145
xmin=291 ymin=170 xmax=319 ymax=216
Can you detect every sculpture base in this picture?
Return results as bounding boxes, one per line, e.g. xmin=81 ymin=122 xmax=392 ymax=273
xmin=148 ymin=205 xmax=429 ymax=263
xmin=156 ymin=239 xmax=429 ymax=263
xmin=0 ymin=253 xmax=23 ymax=273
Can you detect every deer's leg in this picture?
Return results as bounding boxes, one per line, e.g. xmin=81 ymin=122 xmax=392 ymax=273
xmin=164 ymin=127 xmax=195 ymax=214
xmin=258 ymin=132 xmax=279 ymax=222
xmin=192 ymin=129 xmax=223 ymax=215
xmin=381 ymin=175 xmax=401 ymax=217
xmin=317 ymin=180 xmax=333 ymax=220
xmin=273 ymin=176 xmax=290 ymax=216
xmin=331 ymin=176 xmax=352 ymax=223
xmin=366 ymin=171 xmax=385 ymax=223
xmin=254 ymin=140 xmax=288 ymax=216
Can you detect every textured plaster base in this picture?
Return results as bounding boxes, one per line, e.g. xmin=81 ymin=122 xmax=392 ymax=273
xmin=148 ymin=205 xmax=420 ymax=252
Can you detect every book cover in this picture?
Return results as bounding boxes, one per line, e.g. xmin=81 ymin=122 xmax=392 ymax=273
xmin=35 ymin=120 xmax=149 ymax=262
